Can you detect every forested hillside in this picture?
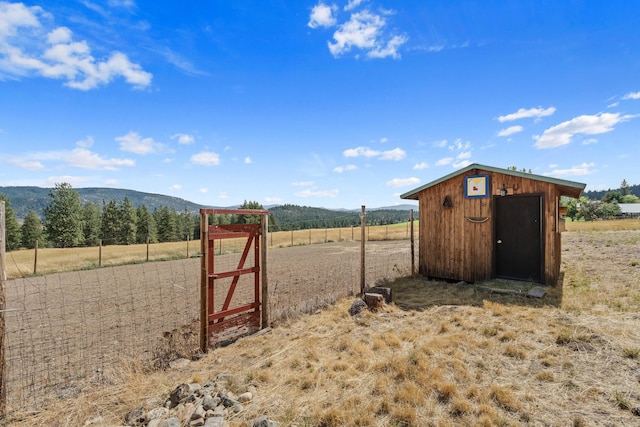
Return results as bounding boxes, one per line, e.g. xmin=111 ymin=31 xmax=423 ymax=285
xmin=584 ymin=182 xmax=640 ymax=200
xmin=0 ymin=186 xmax=207 ymax=219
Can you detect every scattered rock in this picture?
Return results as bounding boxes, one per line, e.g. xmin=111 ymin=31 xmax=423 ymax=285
xmin=169 ymin=358 xmax=191 ymax=369
xmin=348 ymin=298 xmax=367 ymax=316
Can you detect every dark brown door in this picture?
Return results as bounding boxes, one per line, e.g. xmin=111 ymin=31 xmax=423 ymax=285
xmin=494 ymin=195 xmax=543 ymax=282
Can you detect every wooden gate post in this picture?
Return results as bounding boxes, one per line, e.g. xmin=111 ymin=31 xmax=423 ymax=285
xmin=0 ymin=201 xmax=7 ymax=417
xmin=199 ymin=212 xmax=209 ymax=351
xmin=261 ymin=213 xmax=269 ymax=328
xmin=360 ymin=205 xmax=366 ymax=295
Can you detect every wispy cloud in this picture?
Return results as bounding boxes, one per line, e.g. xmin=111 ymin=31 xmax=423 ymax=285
xmin=171 ymin=133 xmax=194 ymax=145
xmin=295 ymin=188 xmax=339 ymax=198
xmin=333 ymin=164 xmax=357 ymax=173
xmin=498 ymin=106 xmax=556 ymax=122
xmin=65 ymin=147 xmax=135 ymax=170
xmin=343 ymin=146 xmax=405 ymax=160
xmin=413 ymin=162 xmax=428 ymax=170
xmin=191 ymin=151 xmax=221 ymax=166
xmin=116 ymin=131 xmax=167 ymax=154
xmin=622 ymin=91 xmax=640 ymax=100
xmin=386 ymin=177 xmax=419 ymax=187
xmin=497 ymin=125 xmax=523 ymax=137
xmin=0 ymin=2 xmax=152 ymax=90
xmin=308 ymin=1 xmax=407 ymax=59
xmin=534 ymin=112 xmax=634 ymax=149
xmin=544 ymin=162 xmax=597 ymax=177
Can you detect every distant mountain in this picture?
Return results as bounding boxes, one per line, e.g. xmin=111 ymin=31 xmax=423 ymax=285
xmin=0 ymin=186 xmax=211 ymax=220
xmin=0 ymin=187 xmax=417 ymax=227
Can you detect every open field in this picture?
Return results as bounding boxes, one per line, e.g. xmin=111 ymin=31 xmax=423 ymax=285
xmin=5 ymin=219 xmax=640 ymax=426
xmin=4 ymin=223 xmax=416 ymax=279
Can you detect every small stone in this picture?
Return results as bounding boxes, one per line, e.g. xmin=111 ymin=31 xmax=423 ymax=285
xmin=202 ymin=395 xmax=217 ymax=410
xmin=147 ymin=420 xmax=164 ymax=427
xmin=253 ymin=416 xmax=280 ymax=427
xmin=348 ymin=298 xmax=367 ymax=316
xmin=237 ymin=392 xmax=253 ymax=403
xmin=169 ymin=358 xmax=191 ymax=369
xmin=146 ymin=407 xmax=169 ymax=421
xmin=190 ymin=418 xmax=205 ymax=427
xmin=232 ymin=403 xmax=244 ymax=413
xmin=165 ymin=418 xmax=180 ymax=427
xmin=204 ymin=416 xmax=224 ymax=427
xmin=124 ymin=407 xmax=146 ymax=427
xmin=170 ymin=384 xmax=192 ymax=405
xmin=191 ymin=405 xmax=206 ymax=420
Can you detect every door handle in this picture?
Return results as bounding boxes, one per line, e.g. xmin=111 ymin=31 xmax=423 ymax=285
xmin=497 ymin=240 xmax=502 ymax=244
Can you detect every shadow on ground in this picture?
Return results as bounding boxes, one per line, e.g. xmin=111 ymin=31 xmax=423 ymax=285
xmin=387 ymin=273 xmax=564 ymax=310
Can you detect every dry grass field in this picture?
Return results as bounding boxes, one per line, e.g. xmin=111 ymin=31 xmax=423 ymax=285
xmin=6 ymin=219 xmax=640 ymax=426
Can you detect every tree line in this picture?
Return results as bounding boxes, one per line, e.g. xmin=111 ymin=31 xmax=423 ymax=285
xmin=0 ymin=183 xmax=253 ymax=251
xmin=565 ymin=179 xmax=640 ymax=221
xmin=0 ymin=184 xmax=415 ymax=251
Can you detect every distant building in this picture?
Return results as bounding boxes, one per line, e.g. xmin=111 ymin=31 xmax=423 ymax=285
xmin=618 ymin=203 xmax=640 ymax=218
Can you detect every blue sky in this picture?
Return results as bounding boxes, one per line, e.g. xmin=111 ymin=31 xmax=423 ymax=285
xmin=1 ymin=1 xmax=639 ymax=209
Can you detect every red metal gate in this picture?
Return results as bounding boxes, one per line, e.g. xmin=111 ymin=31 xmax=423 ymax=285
xmin=199 ymin=209 xmax=269 ymax=350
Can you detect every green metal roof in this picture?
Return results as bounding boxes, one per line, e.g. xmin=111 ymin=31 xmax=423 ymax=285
xmin=400 ymin=163 xmax=586 ymax=200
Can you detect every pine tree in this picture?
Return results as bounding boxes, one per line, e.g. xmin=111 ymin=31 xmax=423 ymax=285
xmin=155 ymin=206 xmax=177 ymax=242
xmin=43 ymin=183 xmax=84 ymax=248
xmin=621 ymin=179 xmax=630 ymax=196
xmin=119 ymin=197 xmax=137 ymax=245
xmin=0 ymin=195 xmax=21 ymax=251
xmin=82 ymin=201 xmax=102 ymax=246
xmin=100 ymin=200 xmax=121 ymax=245
xmin=21 ymin=210 xmax=43 ymax=249
xmin=135 ymin=205 xmax=157 ymax=243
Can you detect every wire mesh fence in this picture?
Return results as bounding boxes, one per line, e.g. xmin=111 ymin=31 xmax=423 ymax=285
xmin=3 ymin=234 xmax=416 ymax=414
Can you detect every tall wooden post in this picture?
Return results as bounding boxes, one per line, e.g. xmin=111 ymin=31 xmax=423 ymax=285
xmin=33 ymin=239 xmax=38 ymax=275
xmin=98 ymin=240 xmax=102 ymax=266
xmin=199 ymin=212 xmax=209 ymax=352
xmin=0 ymin=201 xmax=7 ymax=416
xmin=360 ymin=205 xmax=366 ymax=294
xmin=410 ymin=209 xmax=415 ymax=275
xmin=261 ymin=213 xmax=269 ymax=328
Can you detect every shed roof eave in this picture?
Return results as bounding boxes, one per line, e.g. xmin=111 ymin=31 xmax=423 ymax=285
xmin=400 ymin=163 xmax=587 ymax=200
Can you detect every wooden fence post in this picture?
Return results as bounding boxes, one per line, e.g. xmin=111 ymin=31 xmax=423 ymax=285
xmin=360 ymin=205 xmax=366 ymax=295
xmin=33 ymin=239 xmax=38 ymax=275
xmin=410 ymin=209 xmax=415 ymax=275
xmin=99 ymin=240 xmax=102 ymax=266
xmin=0 ymin=201 xmax=7 ymax=417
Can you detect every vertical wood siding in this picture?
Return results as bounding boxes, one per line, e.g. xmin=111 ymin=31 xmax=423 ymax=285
xmin=417 ymin=168 xmax=562 ymax=285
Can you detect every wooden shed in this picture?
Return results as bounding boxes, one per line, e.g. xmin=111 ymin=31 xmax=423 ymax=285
xmin=400 ymin=163 xmax=586 ymax=285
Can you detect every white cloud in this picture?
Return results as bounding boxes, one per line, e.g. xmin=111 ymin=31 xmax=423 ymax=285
xmin=344 ymin=0 xmax=363 ymax=11
xmin=333 ymin=164 xmax=358 ymax=173
xmin=295 ymin=188 xmax=339 ymax=198
xmin=623 ymin=91 xmax=640 ymax=100
xmin=379 ymin=147 xmax=406 ymax=161
xmin=379 ymin=137 xmax=388 ymax=143
xmin=544 ymin=162 xmax=597 ymax=177
xmin=498 ymin=107 xmax=556 ymax=122
xmin=328 ymin=11 xmax=405 ymax=59
xmin=0 ymin=2 xmax=152 ymax=90
xmin=582 ymin=138 xmax=598 ymax=145
xmin=218 ymin=191 xmax=227 ymax=199
xmin=432 ymin=139 xmax=448 ymax=148
xmin=449 ymin=139 xmax=470 ymax=152
xmin=171 ymin=133 xmax=194 ymax=145
xmin=343 ymin=146 xmax=405 ymax=160
xmin=5 ymin=157 xmax=45 ymax=170
xmin=386 ymin=177 xmax=420 ymax=187
xmin=191 ymin=151 xmax=221 ymax=166
xmin=497 ymin=125 xmax=523 ymax=137
xmin=292 ymin=181 xmax=314 ymax=187
xmin=308 ymin=2 xmax=336 ymax=28
xmin=65 ymin=147 xmax=135 ymax=170
xmin=105 ymin=179 xmax=118 ymax=186
xmin=244 ymin=156 xmax=252 ymax=164
xmin=199 ymin=187 xmax=208 ymax=194
xmin=170 ymin=184 xmax=182 ymax=191
xmin=413 ymin=162 xmax=428 ymax=170
xmin=534 ymin=112 xmax=634 ymax=149
xmin=265 ymin=196 xmax=283 ymax=204
xmin=116 ymin=131 xmax=166 ymax=154
xmin=343 ymin=146 xmax=380 ymax=157
xmin=436 ymin=157 xmax=453 ymax=166
xmin=453 ymin=160 xmax=472 ymax=168
xmin=457 ymin=151 xmax=472 ymax=160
